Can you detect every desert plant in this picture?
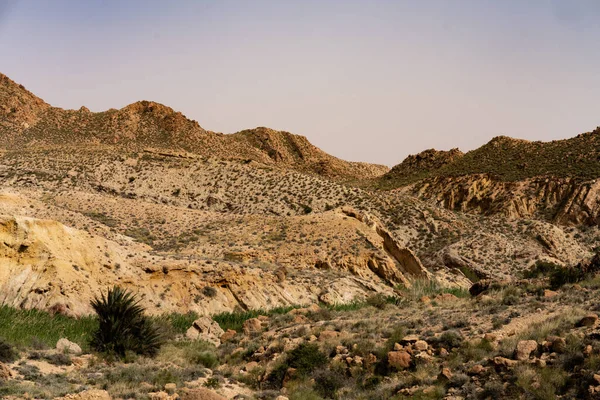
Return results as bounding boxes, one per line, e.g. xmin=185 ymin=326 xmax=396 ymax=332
xmin=90 ymin=286 xmax=163 ymax=357
xmin=0 ymin=338 xmax=18 ymax=363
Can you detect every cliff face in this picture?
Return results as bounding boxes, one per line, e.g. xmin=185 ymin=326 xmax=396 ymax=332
xmin=407 ymin=175 xmax=600 ymax=225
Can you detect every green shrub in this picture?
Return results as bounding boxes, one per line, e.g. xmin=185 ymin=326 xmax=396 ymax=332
xmin=287 ymin=343 xmax=328 ymax=376
xmin=90 ymin=286 xmax=163 ymax=357
xmin=0 ymin=338 xmax=18 ymax=363
xmin=313 ymin=367 xmax=346 ymax=399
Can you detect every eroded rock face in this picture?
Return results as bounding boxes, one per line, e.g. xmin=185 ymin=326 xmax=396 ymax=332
xmin=0 ymin=214 xmax=416 ymax=316
xmin=409 ymin=175 xmax=600 ymax=226
xmin=186 ymin=317 xmax=225 ymax=346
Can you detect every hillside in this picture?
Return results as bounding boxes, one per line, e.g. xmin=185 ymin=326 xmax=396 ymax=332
xmin=380 ymin=131 xmax=600 ymax=188
xmin=0 ymin=73 xmax=388 ymax=180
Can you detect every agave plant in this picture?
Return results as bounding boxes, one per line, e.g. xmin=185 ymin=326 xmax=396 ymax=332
xmin=90 ymin=286 xmax=163 ymax=357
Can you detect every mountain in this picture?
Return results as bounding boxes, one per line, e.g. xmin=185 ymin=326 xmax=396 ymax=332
xmin=0 ymin=73 xmax=388 ymax=180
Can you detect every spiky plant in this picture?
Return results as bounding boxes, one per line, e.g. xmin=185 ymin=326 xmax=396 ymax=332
xmin=90 ymin=286 xmax=163 ymax=357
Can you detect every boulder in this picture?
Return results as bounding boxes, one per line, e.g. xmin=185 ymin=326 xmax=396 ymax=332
xmin=0 ymin=362 xmax=12 ymax=380
xmin=220 ymin=329 xmax=236 ymax=343
xmin=437 ymin=367 xmax=452 ymax=382
xmin=186 ymin=317 xmax=225 ymax=346
xmin=318 ymin=330 xmax=340 ymax=341
xmin=180 ymin=388 xmax=227 ymax=400
xmin=414 ymin=340 xmax=428 ymax=351
xmin=242 ymin=318 xmax=263 ymax=335
xmin=493 ymin=356 xmax=518 ymax=369
xmin=515 ymin=340 xmax=538 ymax=360
xmin=55 ymin=390 xmax=112 ymax=400
xmin=56 ymin=338 xmax=83 ymax=355
xmin=577 ymin=314 xmax=598 ymax=327
xmin=388 ymin=350 xmax=411 ymax=369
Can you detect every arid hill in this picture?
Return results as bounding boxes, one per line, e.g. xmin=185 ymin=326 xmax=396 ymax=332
xmin=0 ymin=73 xmax=387 ymax=180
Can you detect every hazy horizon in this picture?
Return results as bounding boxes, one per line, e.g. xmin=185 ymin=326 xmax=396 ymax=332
xmin=1 ymin=0 xmax=599 ymax=167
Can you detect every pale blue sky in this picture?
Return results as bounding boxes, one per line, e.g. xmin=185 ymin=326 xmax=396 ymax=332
xmin=1 ymin=0 xmax=599 ymax=165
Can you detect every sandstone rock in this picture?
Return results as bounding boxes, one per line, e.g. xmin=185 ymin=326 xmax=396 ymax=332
xmin=438 ymin=367 xmax=452 ymax=382
xmin=148 ymin=392 xmax=178 ymax=400
xmin=438 ymin=348 xmax=449 ymax=357
xmin=245 ymin=361 xmax=259 ymax=371
xmin=283 ymin=367 xmax=297 ymax=388
xmin=401 ymin=334 xmax=420 ymax=343
xmin=577 ymin=314 xmax=598 ymax=327
xmin=293 ymin=315 xmax=308 ymax=324
xmin=318 ymin=330 xmax=340 ymax=341
xmin=164 ymin=383 xmax=177 ymax=393
xmin=0 ymin=362 xmax=12 ymax=380
xmin=243 ymin=318 xmax=263 ymax=335
xmin=276 ymin=396 xmax=290 ymax=400
xmin=493 ymin=356 xmax=518 ymax=368
xmin=414 ymin=340 xmax=428 ymax=351
xmin=484 ymin=333 xmax=497 ymax=342
xmin=516 ymin=340 xmax=538 ymax=360
xmin=468 ymin=364 xmax=485 ymax=375
xmin=594 ymin=374 xmax=600 ymax=385
xmin=435 ymin=293 xmax=458 ymax=302
xmin=56 ymin=338 xmax=82 ymax=355
xmin=220 ymin=329 xmax=236 ymax=343
xmin=393 ymin=343 xmax=403 ymax=351
xmin=180 ymin=388 xmax=226 ymax=400
xmin=547 ymin=336 xmax=566 ymax=353
xmin=388 ymin=351 xmax=411 ymax=369
xmin=257 ymin=315 xmax=269 ymax=322
xmin=55 ymin=390 xmax=112 ymax=400
xmin=543 ymin=289 xmax=559 ymax=298
xmin=186 ymin=317 xmax=224 ymax=346
xmin=420 ymin=296 xmax=431 ymax=305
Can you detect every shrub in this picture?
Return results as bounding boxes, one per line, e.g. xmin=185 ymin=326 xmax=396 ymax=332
xmin=437 ymin=330 xmax=463 ymax=349
xmin=0 ymin=338 xmax=17 ymax=363
xmin=287 ymin=343 xmax=328 ymax=376
xmin=313 ymin=367 xmax=346 ymax=399
xmin=90 ymin=286 xmax=163 ymax=357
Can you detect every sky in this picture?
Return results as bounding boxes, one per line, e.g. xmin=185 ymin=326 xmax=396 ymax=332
xmin=1 ymin=0 xmax=599 ymax=166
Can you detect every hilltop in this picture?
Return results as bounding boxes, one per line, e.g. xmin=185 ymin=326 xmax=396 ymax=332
xmin=380 ymin=130 xmax=600 ymax=188
xmin=0 ymin=73 xmax=388 ymax=180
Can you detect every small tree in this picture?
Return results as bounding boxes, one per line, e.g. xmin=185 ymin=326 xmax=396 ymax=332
xmin=90 ymin=286 xmax=163 ymax=357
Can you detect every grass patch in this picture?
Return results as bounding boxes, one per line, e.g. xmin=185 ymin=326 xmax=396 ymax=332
xmin=0 ymin=305 xmax=97 ymax=350
xmin=212 ymin=305 xmax=300 ymax=332
xmin=401 ymin=279 xmax=470 ymax=300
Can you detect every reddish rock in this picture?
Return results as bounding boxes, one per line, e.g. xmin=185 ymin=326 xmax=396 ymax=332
xmin=388 ymin=351 xmax=411 ymax=369
xmin=515 ymin=340 xmax=538 ymax=360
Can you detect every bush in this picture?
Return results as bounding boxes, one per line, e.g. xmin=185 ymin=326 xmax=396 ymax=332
xmin=287 ymin=343 xmax=328 ymax=376
xmin=437 ymin=330 xmax=463 ymax=349
xmin=313 ymin=367 xmax=346 ymax=399
xmin=90 ymin=286 xmax=163 ymax=357
xmin=0 ymin=338 xmax=17 ymax=363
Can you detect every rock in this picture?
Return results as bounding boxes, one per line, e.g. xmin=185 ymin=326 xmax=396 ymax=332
xmin=0 ymin=362 xmax=12 ymax=380
xmin=585 ymin=344 xmax=593 ymax=356
xmin=493 ymin=356 xmax=518 ymax=368
xmin=318 ymin=330 xmax=340 ymax=341
xmin=186 ymin=317 xmax=225 ymax=346
xmin=220 ymin=329 xmax=236 ymax=343
xmin=535 ymin=358 xmax=546 ymax=368
xmin=293 ymin=315 xmax=308 ymax=324
xmin=594 ymin=374 xmax=600 ymax=385
xmin=55 ymin=390 xmax=112 ymax=400
xmin=56 ymin=338 xmax=82 ymax=355
xmin=388 ymin=351 xmax=411 ymax=369
xmin=414 ymin=340 xmax=428 ymax=351
xmin=180 ymin=388 xmax=227 ymax=400
xmin=515 ymin=340 xmax=538 ymax=360
xmin=242 ymin=318 xmax=263 ymax=335
xmin=276 ymin=397 xmax=290 ymax=400
xmin=393 ymin=343 xmax=403 ymax=351
xmin=420 ymin=296 xmax=431 ymax=305
xmin=401 ymin=334 xmax=420 ymax=343
xmin=245 ymin=361 xmax=259 ymax=371
xmin=435 ymin=293 xmax=458 ymax=302
xmin=149 ymin=392 xmax=178 ymax=400
xmin=547 ymin=336 xmax=566 ymax=353
xmin=543 ymin=289 xmax=559 ymax=298
xmin=468 ymin=364 xmax=485 ymax=375
xmin=577 ymin=314 xmax=598 ymax=327
xmin=283 ymin=367 xmax=297 ymax=388
xmin=165 ymin=383 xmax=177 ymax=393
xmin=438 ymin=367 xmax=452 ymax=382
xmin=484 ymin=333 xmax=497 ymax=342
xmin=438 ymin=348 xmax=449 ymax=357
xmin=257 ymin=315 xmax=270 ymax=322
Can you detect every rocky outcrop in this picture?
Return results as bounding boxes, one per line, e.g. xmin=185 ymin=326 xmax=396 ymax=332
xmin=408 ymin=175 xmax=600 ymax=226
xmin=341 ymin=207 xmax=431 ymax=284
xmin=0 ymin=214 xmax=406 ymax=316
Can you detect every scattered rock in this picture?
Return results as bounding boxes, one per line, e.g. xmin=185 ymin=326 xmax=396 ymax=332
xmin=468 ymin=364 xmax=485 ymax=375
xmin=55 ymin=390 xmax=112 ymax=400
xmin=543 ymin=289 xmax=559 ymax=298
xmin=180 ymin=388 xmax=227 ymax=400
xmin=414 ymin=340 xmax=428 ymax=351
xmin=515 ymin=340 xmax=538 ymax=360
xmin=493 ymin=356 xmax=518 ymax=369
xmin=242 ymin=318 xmax=263 ymax=335
xmin=438 ymin=367 xmax=453 ymax=382
xmin=318 ymin=330 xmax=340 ymax=341
xmin=388 ymin=351 xmax=411 ymax=369
xmin=220 ymin=329 xmax=236 ymax=342
xmin=186 ymin=317 xmax=225 ymax=346
xmin=577 ymin=314 xmax=598 ymax=327
xmin=56 ymin=338 xmax=83 ymax=355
